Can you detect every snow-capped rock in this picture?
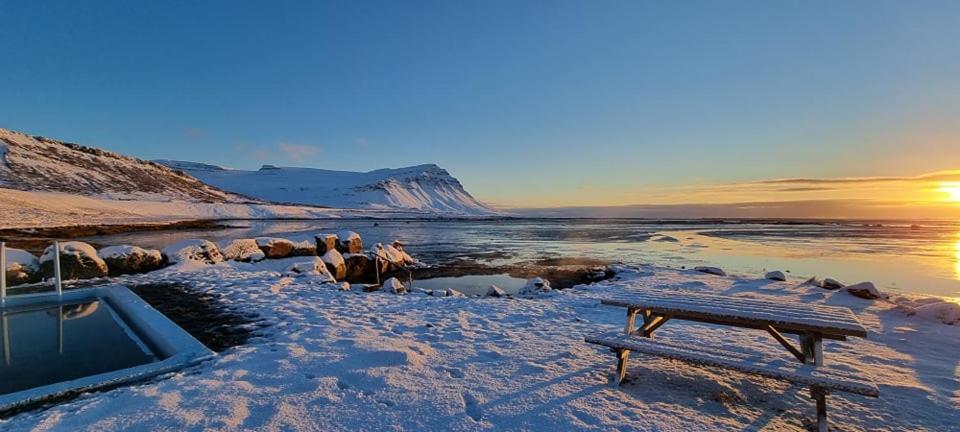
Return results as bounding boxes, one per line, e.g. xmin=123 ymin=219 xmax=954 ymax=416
xmin=97 ymin=245 xmax=164 ymax=276
xmin=842 ymin=282 xmax=885 ymax=300
xmin=487 ymin=285 xmax=507 ymax=298
xmin=155 ymin=160 xmax=496 ymax=216
xmin=322 ymin=249 xmax=347 ymax=279
xmin=315 ymin=233 xmax=339 ymax=255
xmin=913 ymin=301 xmax=960 ymax=325
xmin=383 ymin=277 xmax=406 ymax=294
xmin=256 ymin=237 xmax=295 ymax=259
xmin=284 ymin=257 xmax=336 ymax=282
xmin=344 ymin=253 xmax=373 ymax=281
xmin=218 ymin=239 xmax=266 ymax=263
xmin=3 ymin=247 xmax=41 ymax=285
xmin=40 ymin=241 xmax=108 ymax=280
xmin=520 ymin=277 xmax=552 ymax=295
xmin=765 ymin=270 xmax=786 ymax=281
xmin=290 ymin=240 xmax=317 ymax=257
xmin=694 ymin=266 xmax=726 ymax=276
xmin=162 ymin=239 xmax=224 ymax=265
xmin=821 ymin=278 xmax=845 ymax=290
xmin=336 ymin=231 xmax=363 ymax=254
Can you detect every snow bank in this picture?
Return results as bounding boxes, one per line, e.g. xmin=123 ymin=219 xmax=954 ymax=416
xmin=913 ymin=301 xmax=960 ymax=325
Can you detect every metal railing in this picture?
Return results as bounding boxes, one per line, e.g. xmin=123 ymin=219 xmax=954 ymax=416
xmin=1 ymin=240 xmax=65 ymax=307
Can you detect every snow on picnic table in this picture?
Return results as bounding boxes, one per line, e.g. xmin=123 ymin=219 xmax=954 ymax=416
xmin=2 ymin=263 xmax=957 ymax=431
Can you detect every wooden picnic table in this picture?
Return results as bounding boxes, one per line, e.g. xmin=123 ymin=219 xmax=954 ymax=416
xmin=602 ymin=289 xmax=868 ymax=366
xmin=591 ymin=289 xmax=875 ymax=432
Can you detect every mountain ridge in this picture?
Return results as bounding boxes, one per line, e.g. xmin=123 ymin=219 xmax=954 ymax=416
xmin=155 ymin=159 xmax=496 ymax=216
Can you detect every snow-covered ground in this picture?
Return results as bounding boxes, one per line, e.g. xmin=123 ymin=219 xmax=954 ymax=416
xmin=0 ymin=188 xmax=447 ymax=229
xmin=2 ymin=261 xmax=956 ymax=431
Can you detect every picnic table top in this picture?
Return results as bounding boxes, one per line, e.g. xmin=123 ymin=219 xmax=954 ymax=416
xmin=602 ymin=289 xmax=867 ymax=338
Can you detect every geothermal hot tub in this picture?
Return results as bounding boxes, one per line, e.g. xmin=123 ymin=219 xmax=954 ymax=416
xmin=0 ymin=285 xmax=214 ymax=414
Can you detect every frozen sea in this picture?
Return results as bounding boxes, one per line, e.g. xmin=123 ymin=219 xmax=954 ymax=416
xmin=70 ymin=218 xmax=960 ymax=298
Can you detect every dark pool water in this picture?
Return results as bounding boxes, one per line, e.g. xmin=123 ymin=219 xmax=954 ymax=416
xmin=412 ymin=274 xmax=527 ymax=296
xmin=0 ymin=300 xmax=157 ymax=396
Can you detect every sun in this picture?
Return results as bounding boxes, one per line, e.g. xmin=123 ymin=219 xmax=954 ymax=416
xmin=939 ymin=183 xmax=960 ymax=202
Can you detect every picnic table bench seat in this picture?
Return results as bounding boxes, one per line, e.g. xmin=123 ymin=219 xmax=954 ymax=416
xmin=586 ymin=332 xmax=879 ymax=397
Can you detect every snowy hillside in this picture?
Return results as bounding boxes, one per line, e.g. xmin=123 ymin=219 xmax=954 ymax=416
xmin=156 ymin=160 xmax=496 ymax=215
xmin=0 ymin=128 xmax=247 ymax=203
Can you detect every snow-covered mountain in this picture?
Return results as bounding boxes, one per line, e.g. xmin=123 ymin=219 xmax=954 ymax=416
xmin=155 ymin=160 xmax=496 ymax=215
xmin=0 ymin=128 xmax=248 ymax=203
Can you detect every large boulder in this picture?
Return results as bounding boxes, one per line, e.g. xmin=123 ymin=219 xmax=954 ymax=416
xmin=315 ymin=234 xmax=338 ymax=255
xmin=162 ymin=239 xmax=224 ymax=265
xmin=694 ymin=266 xmax=726 ymax=276
xmin=290 ymin=240 xmax=317 ymax=257
xmin=336 ymin=231 xmax=363 ymax=254
xmin=344 ymin=253 xmax=373 ymax=281
xmin=321 ymin=249 xmax=347 ymax=279
xmin=764 ymin=270 xmax=786 ymax=281
xmin=40 ymin=241 xmax=109 ymax=280
xmin=256 ymin=237 xmax=295 ymax=259
xmin=217 ymin=239 xmax=266 ymax=262
xmin=97 ymin=245 xmax=164 ymax=276
xmin=821 ymin=278 xmax=845 ymax=290
xmin=373 ymin=242 xmax=415 ymax=273
xmin=3 ymin=247 xmax=41 ymax=286
xmin=284 ymin=257 xmax=336 ymax=283
xmin=519 ymin=277 xmax=551 ymax=296
xmin=383 ymin=277 xmax=406 ymax=294
xmin=843 ymin=281 xmax=885 ymax=300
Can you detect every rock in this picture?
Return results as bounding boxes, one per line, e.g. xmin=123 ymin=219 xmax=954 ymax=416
xmin=256 ymin=237 xmax=295 ymax=259
xmin=486 ymin=285 xmax=507 ymax=298
xmin=162 ymin=239 xmax=224 ymax=265
xmin=3 ymin=247 xmax=41 ymax=286
xmin=821 ymin=278 xmax=845 ymax=290
xmin=343 ymin=254 xmax=373 ymax=281
xmin=336 ymin=231 xmax=363 ymax=254
xmin=374 ymin=242 xmax=415 ymax=272
xmin=40 ymin=241 xmax=109 ymax=280
xmin=383 ymin=277 xmax=406 ymax=294
xmin=913 ymin=301 xmax=960 ymax=325
xmin=765 ymin=270 xmax=787 ymax=281
xmin=801 ymin=276 xmax=821 ymax=287
xmin=843 ymin=282 xmax=884 ymax=300
xmin=338 ymin=282 xmax=351 ymax=291
xmin=290 ymin=240 xmax=317 ymax=257
xmin=321 ymin=249 xmax=347 ymax=279
xmin=284 ymin=257 xmax=336 ymax=282
xmin=446 ymin=288 xmax=465 ymax=297
xmin=653 ymin=235 xmax=679 ymax=242
xmin=218 ymin=239 xmax=266 ymax=262
xmin=315 ymin=234 xmax=338 ymax=255
xmin=97 ymin=245 xmax=164 ymax=276
xmin=694 ymin=266 xmax=726 ymax=276
xmin=519 ymin=277 xmax=551 ymax=295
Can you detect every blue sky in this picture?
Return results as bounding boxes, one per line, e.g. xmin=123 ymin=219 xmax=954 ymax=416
xmin=1 ymin=1 xmax=959 ymax=209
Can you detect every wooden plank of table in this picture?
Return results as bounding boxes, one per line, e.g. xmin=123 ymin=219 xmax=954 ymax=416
xmin=602 ymin=289 xmax=867 ymax=338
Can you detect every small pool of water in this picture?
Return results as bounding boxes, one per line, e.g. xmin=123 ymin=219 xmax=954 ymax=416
xmin=412 ymin=274 xmax=528 ymax=296
xmin=0 ymin=300 xmax=158 ymax=396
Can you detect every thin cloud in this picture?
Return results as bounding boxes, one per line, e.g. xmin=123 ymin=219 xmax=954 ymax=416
xmin=278 ymin=142 xmax=320 ymax=162
xmin=754 ymin=170 xmax=960 ymax=185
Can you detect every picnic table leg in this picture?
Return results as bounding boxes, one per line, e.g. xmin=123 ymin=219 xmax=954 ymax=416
xmin=641 ymin=310 xmax=654 ymax=338
xmin=811 ymin=387 xmax=828 ymax=432
xmin=625 ymin=308 xmax=638 ymax=335
xmin=800 ymin=333 xmax=825 ymax=366
xmin=614 ymin=348 xmax=630 ymax=386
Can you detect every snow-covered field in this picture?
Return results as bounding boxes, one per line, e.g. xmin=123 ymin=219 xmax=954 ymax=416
xmin=2 ymin=261 xmax=956 ymax=431
xmin=0 ymin=188 xmax=441 ymax=229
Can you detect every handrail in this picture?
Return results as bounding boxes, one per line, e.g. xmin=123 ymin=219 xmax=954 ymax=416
xmin=0 ymin=240 xmax=65 ymax=304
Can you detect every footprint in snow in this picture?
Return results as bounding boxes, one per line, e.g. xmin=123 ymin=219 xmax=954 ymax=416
xmin=461 ymin=391 xmax=482 ymax=422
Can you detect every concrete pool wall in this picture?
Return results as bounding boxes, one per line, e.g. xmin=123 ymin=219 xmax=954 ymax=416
xmin=0 ymin=285 xmax=214 ymax=414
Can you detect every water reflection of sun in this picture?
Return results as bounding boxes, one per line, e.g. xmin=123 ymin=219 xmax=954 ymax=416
xmin=955 ymin=239 xmax=960 ymax=280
